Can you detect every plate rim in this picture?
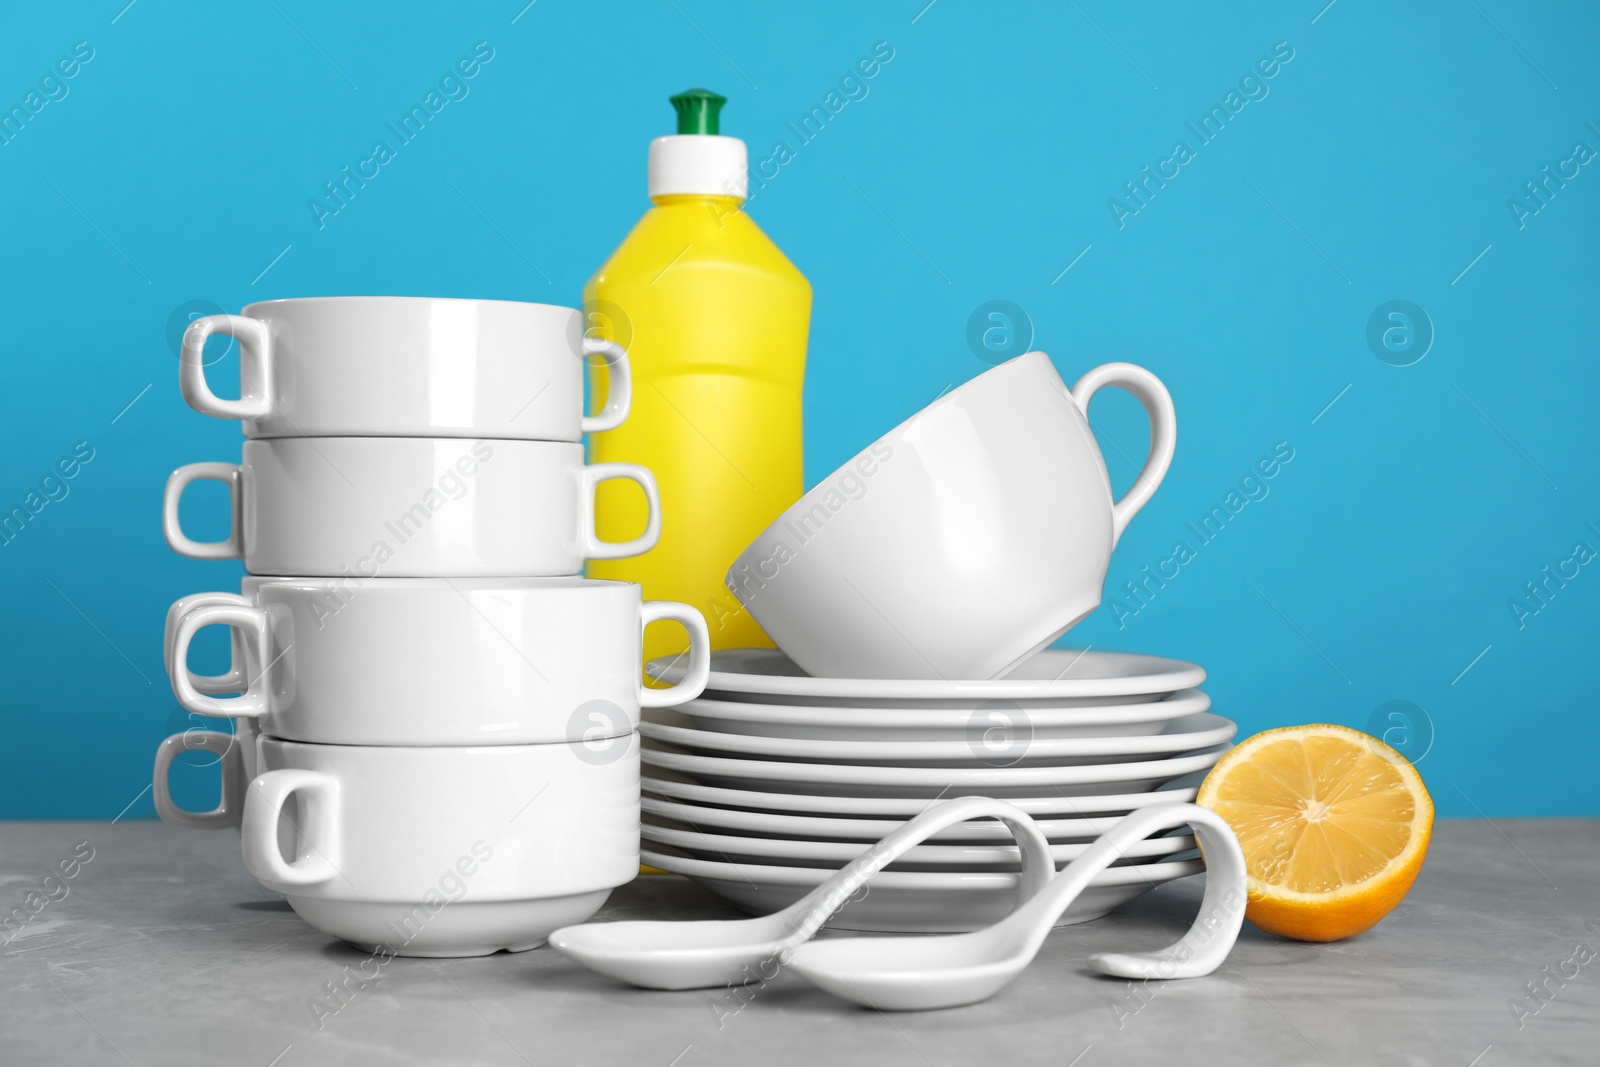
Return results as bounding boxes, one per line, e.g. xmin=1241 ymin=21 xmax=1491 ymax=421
xmin=639 ymin=793 xmax=1178 ymax=839
xmin=676 ymin=687 xmax=1211 ymax=727
xmin=640 ymin=845 xmax=1206 ymax=888
xmin=640 ymin=773 xmax=1203 ymax=815
xmin=640 ymin=711 xmax=1236 ymax=760
xmin=647 ymin=647 xmax=1206 ymax=701
xmin=641 ymin=743 xmax=1228 ymax=787
xmin=639 ymin=819 xmax=1198 ymax=864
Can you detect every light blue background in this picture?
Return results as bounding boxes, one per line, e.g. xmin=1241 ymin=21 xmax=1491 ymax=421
xmin=1 ymin=0 xmax=1594 ymax=818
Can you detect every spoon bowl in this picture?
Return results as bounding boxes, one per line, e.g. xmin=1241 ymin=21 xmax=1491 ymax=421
xmin=548 ymin=795 xmax=1056 ymax=991
xmin=786 ymin=803 xmax=1245 ymax=1011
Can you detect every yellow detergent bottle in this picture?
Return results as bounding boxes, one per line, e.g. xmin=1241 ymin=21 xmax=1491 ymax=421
xmin=585 ymin=89 xmax=810 ymax=663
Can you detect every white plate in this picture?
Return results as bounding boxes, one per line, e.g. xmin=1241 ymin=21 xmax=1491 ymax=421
xmin=646 ymin=648 xmax=1205 ymax=708
xmin=640 ymin=743 xmax=1228 ymax=798
xmin=639 ymin=793 xmax=1180 ymax=842
xmin=640 ymin=820 xmax=1197 ymax=869
xmin=640 ymin=711 xmax=1235 ymax=766
xmin=641 ymin=847 xmax=1205 ymax=932
xmin=641 ymin=771 xmax=1202 ymax=817
xmin=674 ymin=689 xmax=1210 ymax=741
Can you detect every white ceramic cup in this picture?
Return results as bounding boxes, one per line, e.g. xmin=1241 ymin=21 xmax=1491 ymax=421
xmin=179 ymin=297 xmax=630 ymax=441
xmin=163 ymin=438 xmax=660 ymax=577
xmin=726 ymin=353 xmax=1176 ymax=680
xmin=240 ymin=734 xmax=642 ymax=956
xmin=166 ymin=577 xmax=711 ymax=746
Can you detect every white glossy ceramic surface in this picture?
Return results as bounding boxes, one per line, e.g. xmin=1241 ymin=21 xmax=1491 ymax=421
xmin=787 ymin=804 xmax=1246 ymax=1010
xmin=152 ymin=730 xmax=249 ymax=832
xmin=640 ymin=820 xmax=1196 ymax=869
xmin=168 ymin=578 xmax=709 ymax=746
xmin=164 ymin=592 xmax=249 ymax=696
xmin=161 ymin=597 xmax=261 ymax=780
xmin=640 ymin=710 xmax=1234 ymax=766
xmin=674 ymin=689 xmax=1209 ymax=741
xmin=163 ymin=438 xmax=659 ymax=577
xmin=550 ymin=797 xmax=1055 ymax=991
xmin=647 ymin=648 xmax=1204 ymax=708
xmin=640 ymin=848 xmax=1204 ymax=933
xmin=724 ymin=354 xmax=1176 ymax=679
xmin=288 ymin=894 xmax=613 ymax=959
xmin=640 ymin=794 xmax=1172 ymax=843
xmin=240 ymin=734 xmax=641 ymax=955
xmin=641 ymin=772 xmax=1201 ymax=818
xmin=179 ymin=297 xmax=630 ymax=441
xmin=641 ymin=743 xmax=1227 ymax=798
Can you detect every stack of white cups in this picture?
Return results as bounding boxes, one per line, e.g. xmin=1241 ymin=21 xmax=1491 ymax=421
xmin=153 ymin=297 xmax=712 ymax=957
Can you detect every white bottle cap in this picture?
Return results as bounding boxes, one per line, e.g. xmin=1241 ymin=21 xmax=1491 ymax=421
xmin=648 ymin=134 xmax=748 ymax=200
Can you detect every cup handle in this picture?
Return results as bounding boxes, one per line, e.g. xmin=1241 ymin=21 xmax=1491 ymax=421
xmin=580 ymin=338 xmax=632 ymax=434
xmin=170 ymin=603 xmax=270 ymax=718
xmin=152 ymin=730 xmax=246 ymax=830
xmin=179 ymin=314 xmax=273 ymax=421
xmin=637 ymin=601 xmax=711 ymax=708
xmin=241 ymin=769 xmax=341 ymax=887
xmin=163 ymin=462 xmax=244 ymax=560
xmin=166 ymin=593 xmax=251 ymax=695
xmin=581 ymin=463 xmax=662 ymax=560
xmin=1068 ymin=361 xmax=1177 ymax=546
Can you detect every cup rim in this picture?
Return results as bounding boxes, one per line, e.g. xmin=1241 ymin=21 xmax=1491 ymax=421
xmin=238 ymin=435 xmax=580 ymax=448
xmin=257 ymin=734 xmax=641 ymax=755
xmin=239 ymin=575 xmax=637 ymax=593
xmin=240 ymin=295 xmax=579 ymax=316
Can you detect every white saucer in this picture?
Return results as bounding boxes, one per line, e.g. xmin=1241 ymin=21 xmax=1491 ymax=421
xmin=640 ymin=711 xmax=1235 ymax=766
xmin=641 ymin=743 xmax=1228 ymax=798
xmin=646 ymin=648 xmax=1205 ymax=707
xmin=675 ymin=688 xmax=1210 ymax=741
xmin=641 ymin=770 xmax=1202 ymax=817
xmin=639 ymin=820 xmax=1197 ymax=869
xmin=640 ymin=847 xmax=1205 ymax=932
xmin=639 ymin=793 xmax=1181 ymax=843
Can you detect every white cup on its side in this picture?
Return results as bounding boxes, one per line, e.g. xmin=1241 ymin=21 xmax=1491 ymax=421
xmin=179 ymin=297 xmax=630 ymax=441
xmin=166 ymin=577 xmax=711 ymax=746
xmin=726 ymin=354 xmax=1177 ymax=680
xmin=162 ymin=438 xmax=660 ymax=577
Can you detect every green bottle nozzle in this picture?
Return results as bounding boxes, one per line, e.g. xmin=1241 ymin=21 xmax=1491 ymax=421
xmin=671 ymin=88 xmax=726 ymax=135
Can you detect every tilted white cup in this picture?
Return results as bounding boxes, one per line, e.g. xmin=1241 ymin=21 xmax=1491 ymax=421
xmin=166 ymin=577 xmax=711 ymax=746
xmin=726 ymin=354 xmax=1176 ymax=680
xmin=179 ymin=297 xmax=630 ymax=441
xmin=240 ymin=734 xmax=641 ymax=956
xmin=162 ymin=438 xmax=660 ymax=577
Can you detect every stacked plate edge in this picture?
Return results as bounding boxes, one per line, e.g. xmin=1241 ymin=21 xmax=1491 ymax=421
xmin=640 ymin=649 xmax=1233 ymax=933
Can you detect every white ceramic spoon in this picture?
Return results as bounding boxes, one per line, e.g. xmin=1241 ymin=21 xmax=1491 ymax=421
xmin=547 ymin=795 xmax=1055 ymax=990
xmin=786 ymin=802 xmax=1245 ymax=1011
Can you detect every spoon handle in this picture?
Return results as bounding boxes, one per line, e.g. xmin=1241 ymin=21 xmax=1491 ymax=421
xmin=773 ymin=795 xmax=1055 ymax=955
xmin=995 ymin=802 xmax=1245 ymax=979
xmin=1085 ymin=804 xmax=1246 ymax=979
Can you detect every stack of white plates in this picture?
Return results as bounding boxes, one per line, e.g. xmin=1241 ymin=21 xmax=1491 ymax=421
xmin=641 ymin=648 xmax=1232 ymax=932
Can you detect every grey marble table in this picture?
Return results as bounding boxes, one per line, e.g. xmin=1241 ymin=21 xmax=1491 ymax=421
xmin=0 ymin=819 xmax=1594 ymax=1066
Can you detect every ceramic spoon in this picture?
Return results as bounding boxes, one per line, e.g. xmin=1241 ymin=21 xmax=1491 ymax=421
xmin=786 ymin=802 xmax=1246 ymax=1011
xmin=548 ymin=795 xmax=1056 ymax=990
